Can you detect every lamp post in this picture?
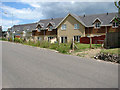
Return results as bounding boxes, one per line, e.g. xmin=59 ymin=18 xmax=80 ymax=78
xmin=12 ymin=31 xmax=15 ymax=41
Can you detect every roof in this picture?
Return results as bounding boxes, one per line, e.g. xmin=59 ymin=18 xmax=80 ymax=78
xmin=12 ymin=23 xmax=37 ymax=33
xmin=10 ymin=12 xmax=117 ymax=32
xmin=38 ymin=17 xmax=63 ymax=29
xmin=79 ymin=12 xmax=118 ymax=26
xmin=48 ymin=12 xmax=118 ymax=29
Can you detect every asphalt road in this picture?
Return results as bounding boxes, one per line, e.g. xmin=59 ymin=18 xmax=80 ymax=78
xmin=2 ymin=41 xmax=118 ymax=88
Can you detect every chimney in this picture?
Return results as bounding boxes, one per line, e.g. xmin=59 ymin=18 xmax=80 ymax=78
xmin=83 ymin=14 xmax=85 ymax=17
xmin=107 ymin=12 xmax=108 ymax=15
xmin=51 ymin=18 xmax=53 ymax=20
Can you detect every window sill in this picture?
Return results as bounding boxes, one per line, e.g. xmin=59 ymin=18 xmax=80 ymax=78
xmin=112 ymin=26 xmax=118 ymax=28
xmin=61 ymin=29 xmax=66 ymax=31
xmin=74 ymin=29 xmax=79 ymax=30
xmin=94 ymin=27 xmax=100 ymax=29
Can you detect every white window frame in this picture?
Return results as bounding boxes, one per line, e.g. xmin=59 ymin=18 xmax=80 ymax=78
xmin=48 ymin=36 xmax=54 ymax=42
xmin=48 ymin=26 xmax=53 ymax=31
xmin=74 ymin=36 xmax=81 ymax=42
xmin=61 ymin=36 xmax=67 ymax=43
xmin=61 ymin=24 xmax=66 ymax=30
xmin=112 ymin=22 xmax=119 ymax=28
xmin=74 ymin=24 xmax=79 ymax=29
xmin=95 ymin=22 xmax=101 ymax=29
xmin=38 ymin=27 xmax=41 ymax=32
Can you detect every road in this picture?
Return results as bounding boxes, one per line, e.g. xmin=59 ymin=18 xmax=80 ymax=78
xmin=2 ymin=41 xmax=118 ymax=88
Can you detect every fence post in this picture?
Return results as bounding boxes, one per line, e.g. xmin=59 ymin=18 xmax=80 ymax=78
xmin=90 ymin=37 xmax=92 ymax=48
xmin=72 ymin=37 xmax=74 ymax=51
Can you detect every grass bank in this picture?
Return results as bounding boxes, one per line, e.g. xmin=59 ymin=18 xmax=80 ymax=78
xmin=101 ymin=48 xmax=119 ymax=55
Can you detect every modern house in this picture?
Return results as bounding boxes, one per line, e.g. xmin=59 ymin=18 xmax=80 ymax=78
xmin=0 ymin=26 xmax=2 ymax=37
xmin=32 ymin=18 xmax=63 ymax=42
xmin=32 ymin=12 xmax=119 ymax=43
xmin=8 ymin=23 xmax=37 ymax=41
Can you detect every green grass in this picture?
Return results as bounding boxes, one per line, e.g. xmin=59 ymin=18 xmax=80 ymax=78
xmin=0 ymin=38 xmax=8 ymax=41
xmin=2 ymin=37 xmax=102 ymax=54
xmin=101 ymin=48 xmax=119 ymax=55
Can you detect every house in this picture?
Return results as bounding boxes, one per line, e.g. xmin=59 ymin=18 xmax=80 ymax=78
xmin=32 ymin=12 xmax=119 ymax=43
xmin=0 ymin=26 xmax=2 ymax=37
xmin=32 ymin=18 xmax=63 ymax=42
xmin=2 ymin=31 xmax=7 ymax=38
xmin=9 ymin=22 xmax=37 ymax=41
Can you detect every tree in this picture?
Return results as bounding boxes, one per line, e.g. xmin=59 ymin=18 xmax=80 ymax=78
xmin=114 ymin=0 xmax=120 ymax=24
xmin=114 ymin=0 xmax=120 ymax=14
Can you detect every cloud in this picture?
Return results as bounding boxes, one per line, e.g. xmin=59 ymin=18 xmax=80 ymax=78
xmin=0 ymin=4 xmax=43 ymax=20
xmin=0 ymin=2 xmax=117 ymax=31
xmin=0 ymin=18 xmax=20 ymax=30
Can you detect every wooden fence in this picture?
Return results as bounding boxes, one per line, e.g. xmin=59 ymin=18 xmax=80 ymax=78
xmin=80 ymin=35 xmax=105 ymax=44
xmin=104 ymin=32 xmax=120 ymax=48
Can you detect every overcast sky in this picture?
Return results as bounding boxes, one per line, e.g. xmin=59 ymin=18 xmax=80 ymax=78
xmin=0 ymin=1 xmax=118 ymax=31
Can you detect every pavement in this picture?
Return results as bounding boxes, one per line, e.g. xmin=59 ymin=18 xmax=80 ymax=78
xmin=2 ymin=41 xmax=119 ymax=88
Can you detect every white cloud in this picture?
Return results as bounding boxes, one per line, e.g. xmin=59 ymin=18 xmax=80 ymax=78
xmin=0 ymin=4 xmax=43 ymax=20
xmin=0 ymin=18 xmax=20 ymax=31
xmin=0 ymin=2 xmax=117 ymax=31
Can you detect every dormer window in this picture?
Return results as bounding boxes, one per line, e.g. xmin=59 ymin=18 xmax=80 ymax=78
xmin=38 ymin=27 xmax=41 ymax=32
xmin=112 ymin=22 xmax=119 ymax=28
xmin=48 ymin=26 xmax=53 ymax=31
xmin=95 ymin=22 xmax=101 ymax=28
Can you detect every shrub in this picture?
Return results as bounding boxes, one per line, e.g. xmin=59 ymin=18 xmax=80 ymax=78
xmin=49 ymin=43 xmax=59 ymax=50
xmin=8 ymin=37 xmax=13 ymax=42
xmin=1 ymin=38 xmax=7 ymax=41
xmin=28 ymin=40 xmax=36 ymax=46
xmin=35 ymin=41 xmax=41 ymax=47
xmin=14 ymin=38 xmax=22 ymax=43
xmin=56 ymin=43 xmax=71 ymax=54
xmin=40 ymin=41 xmax=50 ymax=48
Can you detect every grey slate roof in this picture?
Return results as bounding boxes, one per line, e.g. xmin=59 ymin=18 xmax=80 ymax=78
xmin=38 ymin=18 xmax=63 ymax=29
xmin=12 ymin=23 xmax=37 ymax=33
xmin=79 ymin=12 xmax=118 ymax=27
xmin=10 ymin=12 xmax=117 ymax=33
xmin=40 ymin=12 xmax=117 ymax=29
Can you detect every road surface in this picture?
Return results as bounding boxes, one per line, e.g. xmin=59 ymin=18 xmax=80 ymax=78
xmin=2 ymin=41 xmax=118 ymax=88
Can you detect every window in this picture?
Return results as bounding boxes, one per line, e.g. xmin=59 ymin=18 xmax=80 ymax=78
xmin=38 ymin=37 xmax=41 ymax=41
xmin=95 ymin=22 xmax=101 ymax=28
xmin=74 ymin=36 xmax=81 ymax=42
xmin=48 ymin=26 xmax=53 ymax=31
xmin=48 ymin=36 xmax=54 ymax=42
xmin=112 ymin=22 xmax=119 ymax=28
xmin=61 ymin=36 xmax=67 ymax=43
xmin=61 ymin=24 xmax=66 ymax=30
xmin=38 ymin=27 xmax=41 ymax=32
xmin=74 ymin=24 xmax=79 ymax=29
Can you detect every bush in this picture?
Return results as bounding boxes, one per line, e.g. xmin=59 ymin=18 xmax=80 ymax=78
xmin=27 ymin=40 xmax=36 ymax=46
xmin=49 ymin=43 xmax=59 ymax=50
xmin=56 ymin=43 xmax=71 ymax=54
xmin=8 ymin=37 xmax=13 ymax=42
xmin=40 ymin=41 xmax=50 ymax=48
xmin=14 ymin=38 xmax=24 ymax=43
xmin=35 ymin=41 xmax=41 ymax=47
xmin=0 ymin=38 xmax=7 ymax=41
